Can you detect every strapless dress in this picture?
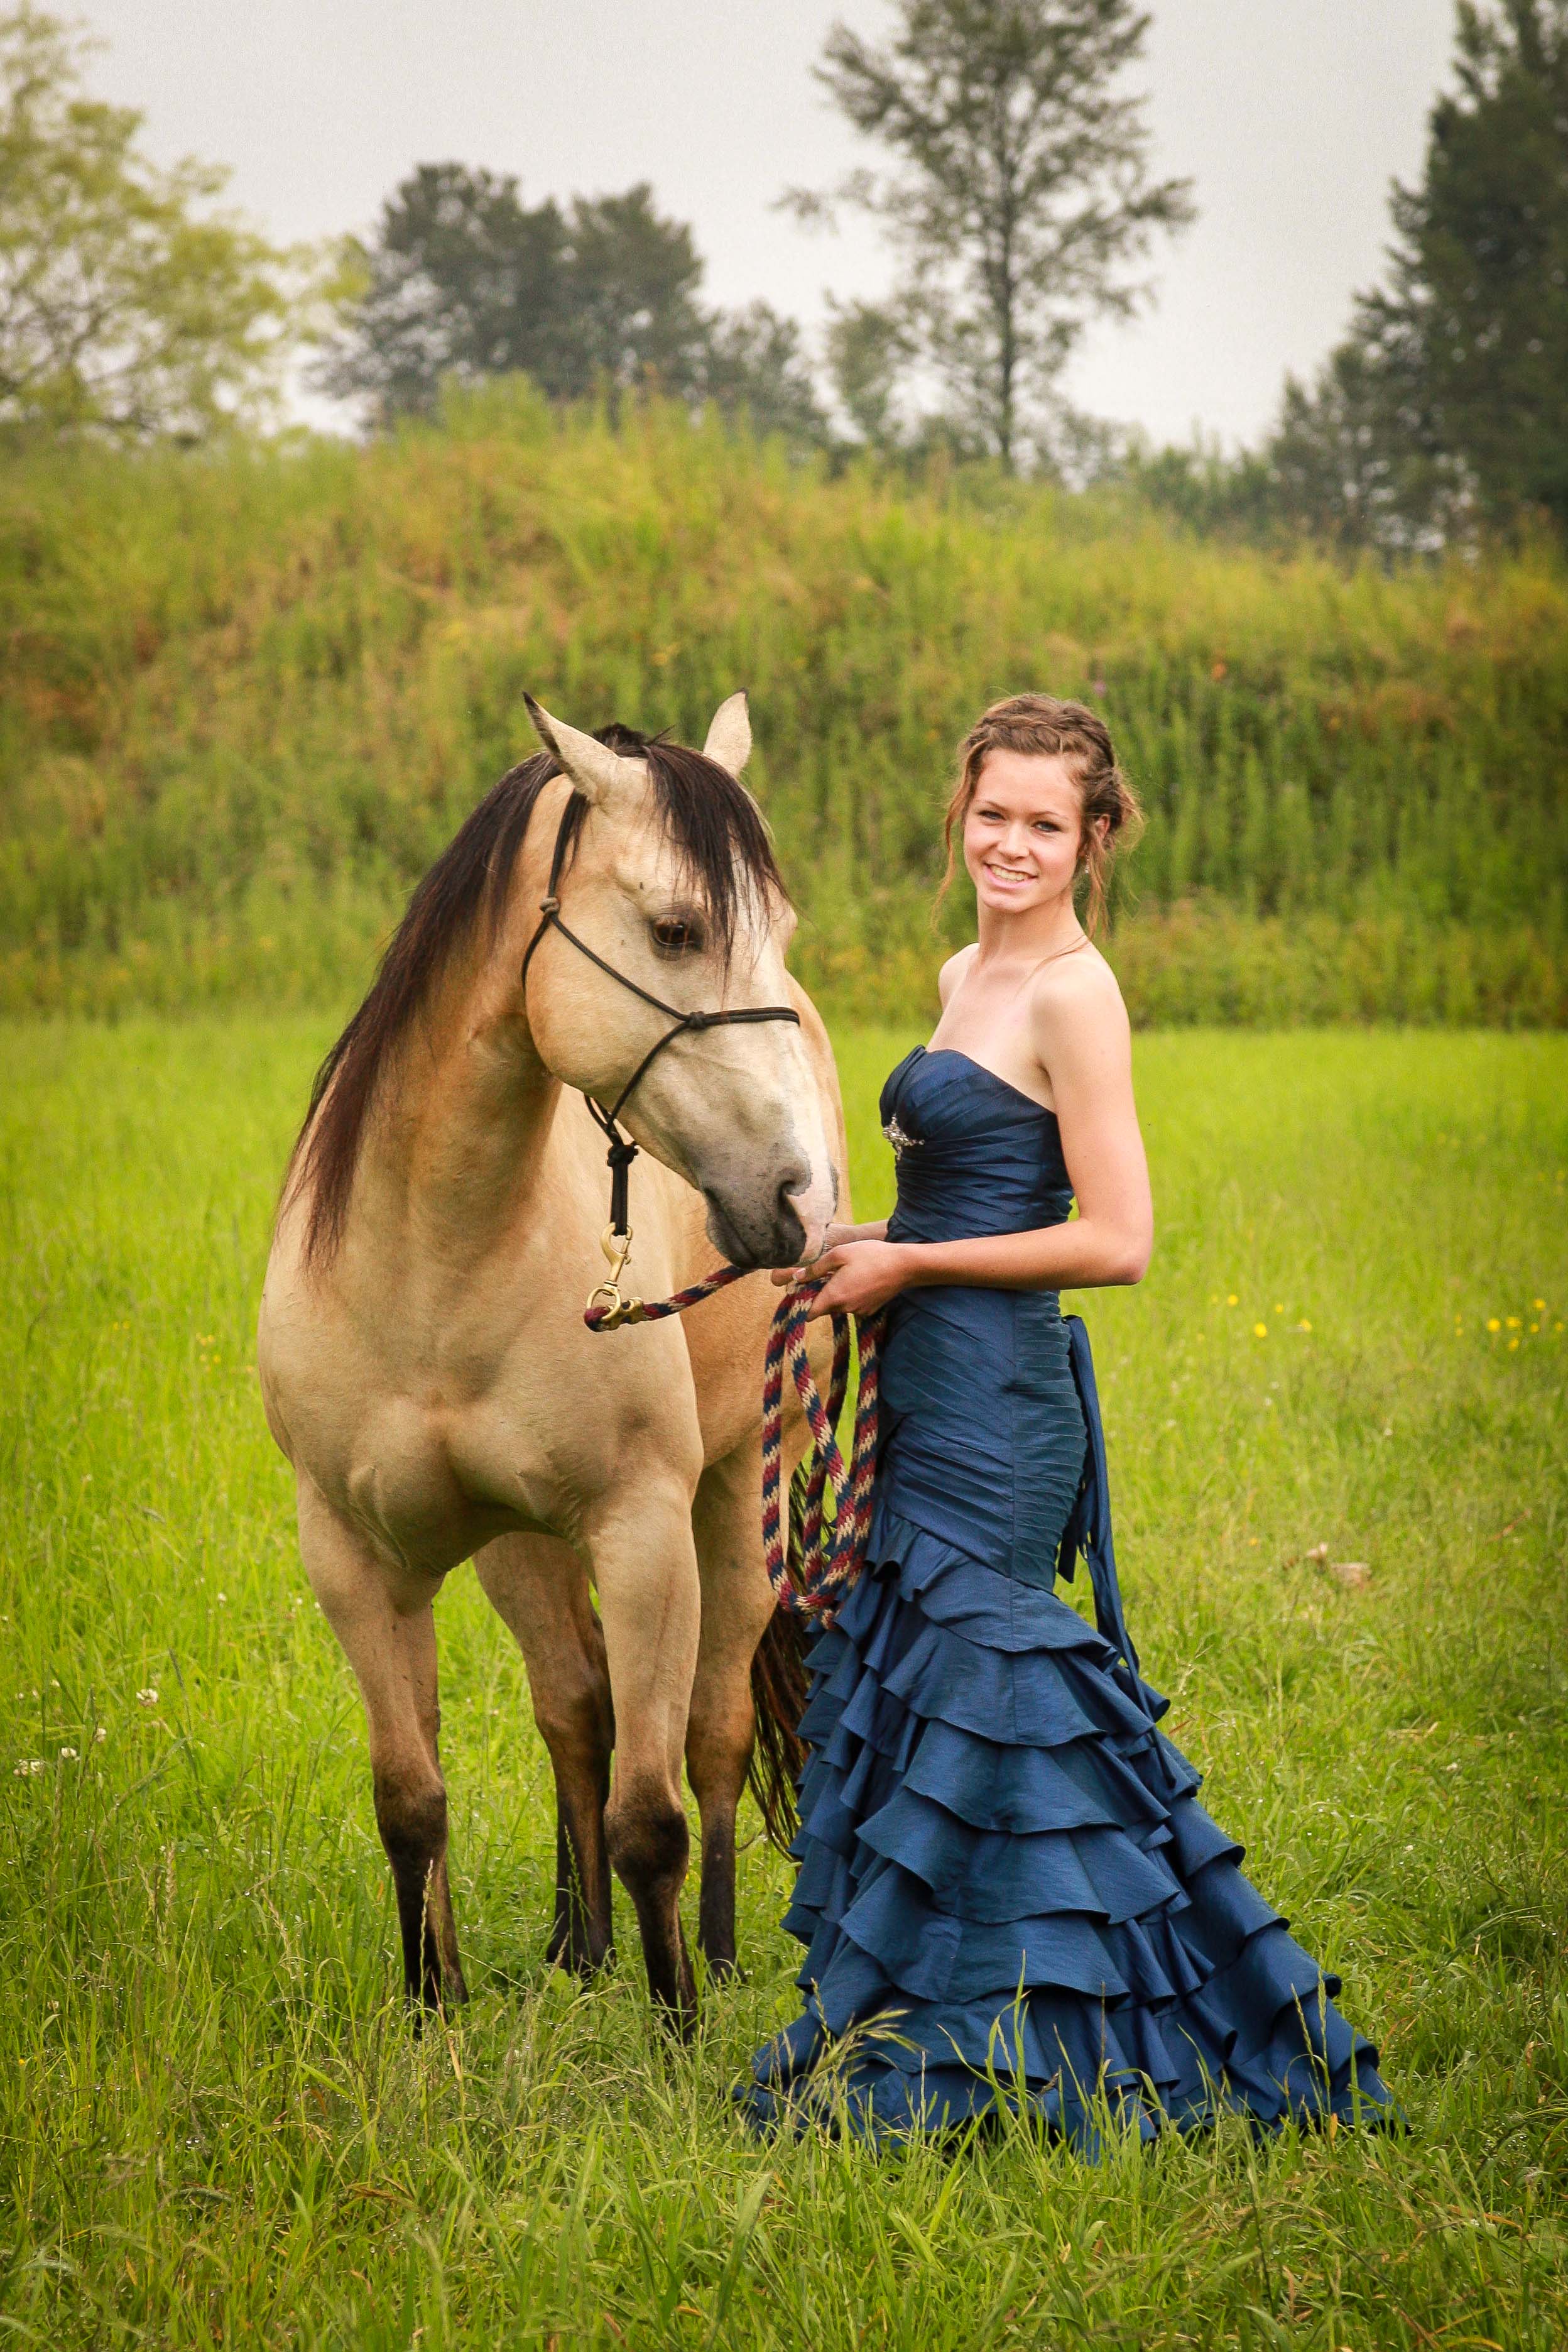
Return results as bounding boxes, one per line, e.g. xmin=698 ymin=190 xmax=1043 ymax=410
xmin=741 ymin=1045 xmax=1396 ymax=2147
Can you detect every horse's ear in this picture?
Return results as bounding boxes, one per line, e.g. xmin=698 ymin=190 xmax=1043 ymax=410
xmin=702 ymin=691 xmax=751 ymax=778
xmin=524 ymin=694 xmax=644 ymax=809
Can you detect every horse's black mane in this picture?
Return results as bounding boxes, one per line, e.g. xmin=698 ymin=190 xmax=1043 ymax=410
xmin=286 ymin=721 xmax=785 ymax=1270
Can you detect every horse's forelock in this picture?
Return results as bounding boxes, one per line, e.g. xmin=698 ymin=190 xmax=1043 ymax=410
xmin=635 ymin=737 xmax=787 ymax=959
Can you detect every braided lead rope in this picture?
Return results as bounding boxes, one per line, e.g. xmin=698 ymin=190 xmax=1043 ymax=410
xmin=584 ymin=1261 xmax=751 ymax=1330
xmin=765 ymin=1285 xmax=882 ymax=1622
xmin=585 ymin=1265 xmax=881 ymax=1625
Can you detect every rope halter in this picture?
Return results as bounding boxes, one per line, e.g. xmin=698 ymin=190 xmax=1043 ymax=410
xmin=520 ymin=786 xmax=800 ymax=1330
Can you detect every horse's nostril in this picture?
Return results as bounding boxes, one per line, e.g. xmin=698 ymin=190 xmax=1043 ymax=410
xmin=772 ymin=1176 xmax=808 ymax=1269
xmin=775 ymin=1158 xmax=811 ymax=1213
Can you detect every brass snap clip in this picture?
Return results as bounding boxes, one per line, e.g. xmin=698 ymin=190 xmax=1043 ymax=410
xmin=585 ymin=1223 xmax=648 ymax=1328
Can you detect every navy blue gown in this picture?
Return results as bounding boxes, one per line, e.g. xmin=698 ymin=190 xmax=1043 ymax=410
xmin=743 ymin=1045 xmax=1395 ymax=2147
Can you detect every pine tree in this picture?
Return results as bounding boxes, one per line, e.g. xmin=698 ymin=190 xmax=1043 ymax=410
xmin=1268 ymin=1 xmax=1568 ymax=542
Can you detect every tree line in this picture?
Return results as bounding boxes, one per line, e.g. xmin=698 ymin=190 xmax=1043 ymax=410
xmin=2 ymin=0 xmax=1565 ymax=550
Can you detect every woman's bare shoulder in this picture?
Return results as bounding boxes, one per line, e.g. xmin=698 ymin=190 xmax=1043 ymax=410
xmin=936 ymin=943 xmax=978 ymax=1009
xmin=1027 ymin=939 xmax=1129 ymax=1051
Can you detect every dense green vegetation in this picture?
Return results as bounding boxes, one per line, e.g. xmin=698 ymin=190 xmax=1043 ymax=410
xmin=3 ymin=399 xmax=1565 ymax=1026
xmin=1 ymin=1017 xmax=1565 ymax=2346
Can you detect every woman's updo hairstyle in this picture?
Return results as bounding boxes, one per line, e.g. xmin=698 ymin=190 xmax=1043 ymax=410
xmin=940 ymin=692 xmax=1143 ymax=934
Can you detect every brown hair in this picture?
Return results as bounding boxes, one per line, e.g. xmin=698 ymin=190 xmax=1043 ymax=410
xmin=939 ymin=693 xmax=1143 ymax=934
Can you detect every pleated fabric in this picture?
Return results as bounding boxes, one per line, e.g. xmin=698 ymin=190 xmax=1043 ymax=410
xmin=741 ymin=1512 xmax=1395 ymax=2145
xmin=741 ymin=1048 xmax=1396 ymax=2148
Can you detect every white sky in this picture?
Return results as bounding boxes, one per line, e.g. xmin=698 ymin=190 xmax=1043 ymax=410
xmin=79 ymin=0 xmax=1460 ymax=448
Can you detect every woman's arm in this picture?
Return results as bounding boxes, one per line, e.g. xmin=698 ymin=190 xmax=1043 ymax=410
xmin=789 ymin=964 xmax=1152 ymax=1320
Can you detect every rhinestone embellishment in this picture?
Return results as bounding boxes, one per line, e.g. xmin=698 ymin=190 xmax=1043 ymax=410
xmin=883 ymin=1115 xmax=921 ymax=1159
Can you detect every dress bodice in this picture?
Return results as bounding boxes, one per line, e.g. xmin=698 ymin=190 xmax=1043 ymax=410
xmin=879 ymin=1046 xmax=1073 ymax=1244
xmin=871 ymin=1046 xmax=1082 ymax=1586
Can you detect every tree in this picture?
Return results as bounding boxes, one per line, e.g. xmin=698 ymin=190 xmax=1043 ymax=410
xmin=790 ymin=0 xmax=1193 ymax=468
xmin=552 ymin=184 xmax=710 ymax=397
xmin=1261 ymin=0 xmax=1568 ymax=544
xmin=313 ymin=163 xmax=570 ymax=420
xmin=824 ymin=296 xmax=920 ymax=453
xmin=1363 ymin=0 xmax=1568 ymax=530
xmin=321 ymin=167 xmax=820 ymax=432
xmin=0 ymin=5 xmax=295 ymax=439
xmin=1263 ymin=342 xmax=1473 ymax=551
xmin=701 ymin=301 xmax=828 ymax=443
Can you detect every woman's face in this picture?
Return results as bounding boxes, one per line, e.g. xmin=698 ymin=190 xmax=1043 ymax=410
xmin=962 ymin=749 xmax=1089 ymax=917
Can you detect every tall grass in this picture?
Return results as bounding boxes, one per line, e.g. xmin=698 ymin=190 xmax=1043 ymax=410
xmin=3 ymin=385 xmax=1566 ymax=1022
xmin=1 ymin=1016 xmax=1565 ymax=2345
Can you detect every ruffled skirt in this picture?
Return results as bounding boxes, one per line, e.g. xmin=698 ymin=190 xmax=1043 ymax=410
xmin=741 ymin=1510 xmax=1396 ymax=2148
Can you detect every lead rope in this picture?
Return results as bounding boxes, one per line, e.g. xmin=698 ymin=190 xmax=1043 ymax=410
xmin=585 ymin=1267 xmax=882 ymax=1625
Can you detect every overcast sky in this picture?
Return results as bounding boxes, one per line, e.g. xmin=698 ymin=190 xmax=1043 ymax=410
xmin=80 ymin=0 xmax=1460 ymax=448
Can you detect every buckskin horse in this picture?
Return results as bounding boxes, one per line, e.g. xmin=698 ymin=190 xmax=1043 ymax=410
xmin=258 ymin=696 xmax=844 ymax=2032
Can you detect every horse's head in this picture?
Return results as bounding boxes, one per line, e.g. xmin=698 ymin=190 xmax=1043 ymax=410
xmin=520 ymin=694 xmax=837 ymax=1269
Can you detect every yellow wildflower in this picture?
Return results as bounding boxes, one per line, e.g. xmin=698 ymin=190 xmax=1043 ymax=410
xmin=1253 ymin=1322 xmax=1268 ymax=1338
xmin=1487 ymin=1318 xmax=1501 ymax=1332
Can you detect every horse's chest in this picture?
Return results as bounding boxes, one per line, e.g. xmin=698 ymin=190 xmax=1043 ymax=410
xmin=338 ymin=1391 xmax=567 ymax=1572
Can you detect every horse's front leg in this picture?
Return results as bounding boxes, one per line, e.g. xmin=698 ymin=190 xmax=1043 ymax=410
xmin=687 ymin=1436 xmax=788 ymax=1979
xmin=297 ymin=1479 xmax=468 ymax=2012
xmin=474 ymin=1531 xmax=614 ymax=1976
xmin=586 ymin=1478 xmax=703 ymax=2035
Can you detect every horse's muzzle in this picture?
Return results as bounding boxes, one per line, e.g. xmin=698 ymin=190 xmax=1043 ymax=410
xmin=701 ymin=1153 xmax=817 ymax=1271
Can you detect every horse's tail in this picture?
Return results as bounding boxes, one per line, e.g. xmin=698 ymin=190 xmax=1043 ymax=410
xmin=748 ymin=1604 xmax=808 ymax=1854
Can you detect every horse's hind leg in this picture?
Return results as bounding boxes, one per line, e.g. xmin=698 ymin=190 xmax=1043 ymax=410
xmin=687 ymin=1436 xmax=782 ymax=1979
xmin=297 ymin=1480 xmax=467 ymax=2011
xmin=474 ymin=1532 xmax=614 ymax=1975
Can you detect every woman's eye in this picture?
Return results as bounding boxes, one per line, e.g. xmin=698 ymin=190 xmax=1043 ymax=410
xmin=651 ymin=917 xmax=702 ymax=953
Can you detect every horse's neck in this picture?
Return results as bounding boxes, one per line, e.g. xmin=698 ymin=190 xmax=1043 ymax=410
xmin=350 ymin=919 xmax=567 ymax=1281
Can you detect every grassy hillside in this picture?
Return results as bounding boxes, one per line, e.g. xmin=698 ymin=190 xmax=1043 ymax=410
xmin=3 ymin=385 xmax=1565 ymax=1022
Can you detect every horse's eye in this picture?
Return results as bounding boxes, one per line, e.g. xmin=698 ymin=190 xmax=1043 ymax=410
xmin=651 ymin=916 xmax=702 ymax=954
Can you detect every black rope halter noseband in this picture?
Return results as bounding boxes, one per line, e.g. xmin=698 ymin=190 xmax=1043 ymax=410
xmin=519 ymin=785 xmax=800 ymax=1310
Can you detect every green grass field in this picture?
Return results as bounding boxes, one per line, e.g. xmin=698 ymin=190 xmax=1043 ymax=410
xmin=2 ymin=1018 xmax=1565 ymax=2349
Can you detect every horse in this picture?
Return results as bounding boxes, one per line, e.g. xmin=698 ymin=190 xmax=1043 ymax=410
xmin=257 ymin=694 xmax=845 ymax=2033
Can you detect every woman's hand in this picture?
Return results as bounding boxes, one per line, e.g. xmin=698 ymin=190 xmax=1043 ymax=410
xmin=792 ymin=1219 xmax=885 ymax=1262
xmin=771 ymin=1237 xmax=914 ymax=1321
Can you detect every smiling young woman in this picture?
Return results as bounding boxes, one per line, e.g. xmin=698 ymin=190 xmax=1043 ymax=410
xmin=741 ymin=693 xmax=1398 ymax=2148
